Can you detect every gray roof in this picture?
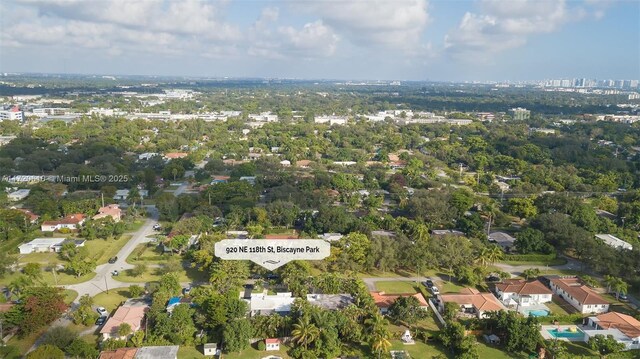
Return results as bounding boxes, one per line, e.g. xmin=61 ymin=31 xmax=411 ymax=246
xmin=134 ymin=346 xmax=179 ymax=359
xmin=203 ymin=343 xmax=217 ymax=349
xmin=307 ymin=294 xmax=354 ymax=310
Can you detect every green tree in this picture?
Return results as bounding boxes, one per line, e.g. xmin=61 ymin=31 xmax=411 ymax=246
xmin=42 ymin=326 xmax=76 ymax=350
xmin=129 ymin=264 xmax=147 ymax=277
xmin=117 ymin=323 xmax=132 ymax=338
xmin=72 ymin=294 xmax=98 ymax=326
xmin=14 ymin=287 xmax=68 ymax=334
xmin=292 ymin=316 xmax=320 ymax=350
xmin=430 ymin=235 xmax=474 ymax=281
xmin=515 ymin=228 xmax=553 ymax=254
xmin=388 ymin=296 xmax=427 ymax=326
xmin=129 ymin=331 xmax=145 ymax=348
xmin=222 ymin=319 xmax=252 ymax=353
xmin=0 ymin=252 xmax=17 ymax=278
xmin=23 ymin=263 xmax=42 ymax=280
xmin=66 ymin=338 xmax=99 ymax=359
xmin=522 ymin=268 xmax=541 ymax=280
xmin=507 ymin=197 xmax=538 ymax=219
xmin=66 ymin=259 xmax=96 ymax=277
xmin=588 ymin=334 xmax=625 ymax=358
xmin=129 ymin=285 xmax=144 ymax=298
xmin=25 ymin=345 xmax=64 ymax=359
xmin=340 ymin=232 xmax=371 ymax=267
xmin=475 ymin=245 xmax=503 ymax=267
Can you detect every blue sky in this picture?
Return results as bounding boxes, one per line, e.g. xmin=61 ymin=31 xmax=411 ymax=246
xmin=0 ymin=0 xmax=638 ymax=81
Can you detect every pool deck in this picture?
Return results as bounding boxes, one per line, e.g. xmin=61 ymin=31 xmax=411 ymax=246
xmin=519 ymin=303 xmax=550 ymax=316
xmin=540 ymin=325 xmax=587 ymax=342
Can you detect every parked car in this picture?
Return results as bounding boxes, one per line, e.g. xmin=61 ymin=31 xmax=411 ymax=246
xmin=424 ymin=279 xmax=434 ymax=288
xmin=96 ymin=307 xmax=108 ymax=316
xmin=430 ymin=286 xmax=440 ymax=295
xmin=95 ymin=316 xmax=106 ymax=326
xmin=617 ymin=293 xmax=629 ymax=301
xmin=266 ymin=273 xmax=279 ymax=280
xmin=182 ymin=286 xmax=191 ymax=295
xmin=108 ymin=256 xmax=118 ymax=264
xmin=486 ymin=275 xmax=501 ymax=283
xmin=111 ymin=270 xmax=119 ymax=276
xmin=153 ymin=224 xmax=161 ymax=231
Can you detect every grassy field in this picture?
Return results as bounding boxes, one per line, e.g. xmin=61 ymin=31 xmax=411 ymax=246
xmin=0 ymin=268 xmax=96 ymax=287
xmin=89 ymin=235 xmax=132 ymax=265
xmin=63 ymin=289 xmax=78 ymax=304
xmin=116 ymin=265 xmax=208 ymax=284
xmin=126 ymin=243 xmax=167 ymax=265
xmin=92 ymin=288 xmax=131 ymax=312
xmin=501 ymin=257 xmax=568 ymax=266
xmin=375 ymin=281 xmax=420 ymax=294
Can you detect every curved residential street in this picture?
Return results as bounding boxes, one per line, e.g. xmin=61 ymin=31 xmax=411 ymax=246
xmin=61 ymin=205 xmax=159 ymax=300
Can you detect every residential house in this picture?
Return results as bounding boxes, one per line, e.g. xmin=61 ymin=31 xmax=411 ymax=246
xmin=279 ymin=160 xmax=291 ymax=167
xmin=210 ymin=175 xmax=230 ymax=184
xmin=431 ymin=229 xmax=465 ymax=237
xmin=439 ymin=288 xmax=506 ymax=319
xmin=14 ymin=208 xmax=39 ymax=223
xmin=584 ymin=312 xmax=640 ymax=350
xmin=98 ymin=346 xmax=179 ymax=359
xmin=8 ymin=189 xmax=30 ymax=201
xmin=296 ymin=160 xmax=312 ymax=168
xmin=595 ymin=234 xmax=633 ymax=251
xmin=549 ymin=277 xmax=609 ymax=314
xmin=493 ymin=279 xmax=553 ymax=307
xmin=41 ymin=213 xmax=85 ymax=231
xmin=134 ymin=345 xmax=179 ymax=359
xmin=370 ymin=291 xmax=428 ymax=314
xmin=93 ymin=204 xmax=122 ymax=222
xmin=319 ymin=233 xmax=343 ymax=242
xmin=113 ymin=189 xmax=130 ymax=201
xmin=18 ymin=238 xmax=68 ymax=254
xmin=265 ymin=338 xmax=280 ymax=351
xmin=307 ymin=294 xmax=354 ymax=310
xmin=163 ymin=152 xmax=188 ymax=160
xmin=489 ymin=232 xmax=517 ymax=251
xmin=245 ymin=292 xmax=296 ymax=316
xmin=100 ymin=300 xmax=149 ymax=340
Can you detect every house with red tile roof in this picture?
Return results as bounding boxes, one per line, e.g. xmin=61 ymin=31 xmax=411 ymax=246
xmin=549 ymin=277 xmax=609 ymax=314
xmin=494 ymin=279 xmax=553 ymax=307
xmin=100 ymin=301 xmax=149 ymax=340
xmin=163 ymin=152 xmax=188 ymax=160
xmin=585 ymin=312 xmax=640 ymax=350
xmin=41 ymin=213 xmax=85 ymax=232
xmin=439 ymin=288 xmax=506 ymax=319
xmin=98 ymin=348 xmax=138 ymax=359
xmin=370 ymin=291 xmax=428 ymax=314
xmin=93 ymin=204 xmax=122 ymax=222
xmin=14 ymin=208 xmax=39 ymax=223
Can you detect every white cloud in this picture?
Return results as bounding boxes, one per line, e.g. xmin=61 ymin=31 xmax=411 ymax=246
xmin=444 ymin=0 xmax=595 ymax=60
xmin=295 ymin=0 xmax=430 ymax=52
xmin=248 ymin=8 xmax=339 ymax=59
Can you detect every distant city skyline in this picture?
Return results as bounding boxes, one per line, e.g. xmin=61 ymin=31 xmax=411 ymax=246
xmin=1 ymin=0 xmax=638 ymax=81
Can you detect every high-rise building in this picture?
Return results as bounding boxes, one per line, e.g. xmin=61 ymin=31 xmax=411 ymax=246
xmin=508 ymin=107 xmax=531 ymax=121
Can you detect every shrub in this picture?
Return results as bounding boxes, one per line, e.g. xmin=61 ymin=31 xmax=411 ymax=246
xmin=257 ymin=341 xmax=266 ymax=351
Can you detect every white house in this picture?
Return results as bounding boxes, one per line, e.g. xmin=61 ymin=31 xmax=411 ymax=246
xmin=41 ymin=213 xmax=85 ymax=232
xmin=595 ymin=234 xmax=633 ymax=250
xmin=549 ymin=277 xmax=609 ymax=314
xmin=18 ymin=238 xmax=84 ymax=254
xmin=320 ymin=233 xmax=343 ymax=242
xmin=245 ymin=292 xmax=295 ymax=317
xmin=265 ymin=338 xmax=280 ymax=351
xmin=113 ymin=189 xmax=130 ymax=201
xmin=493 ymin=279 xmax=552 ymax=307
xmin=8 ymin=189 xmax=30 ymax=201
xmin=584 ymin=312 xmax=640 ymax=350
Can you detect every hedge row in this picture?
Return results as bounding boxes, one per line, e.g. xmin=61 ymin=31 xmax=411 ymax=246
xmin=504 ymin=253 xmax=557 ymax=262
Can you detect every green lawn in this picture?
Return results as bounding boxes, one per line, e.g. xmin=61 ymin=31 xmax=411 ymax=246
xmin=92 ymin=288 xmax=131 ymax=312
xmin=6 ymin=330 xmax=42 ymax=355
xmin=438 ymin=280 xmax=466 ymax=294
xmin=63 ymin=289 xmax=78 ymax=304
xmin=501 ymin=257 xmax=567 ymax=266
xmin=177 ymin=346 xmax=206 ymax=358
xmin=126 ymin=243 xmax=167 ymax=265
xmin=18 ymin=252 xmax=66 ymax=265
xmin=124 ymin=219 xmax=146 ymax=233
xmin=0 ymin=268 xmax=95 ymax=287
xmin=546 ymin=299 xmax=572 ymax=316
xmin=116 ymin=265 xmax=208 ymax=284
xmin=603 ymin=294 xmax=639 ymax=316
xmin=88 ymin=235 xmax=133 ymax=265
xmin=375 ymin=281 xmax=420 ymax=294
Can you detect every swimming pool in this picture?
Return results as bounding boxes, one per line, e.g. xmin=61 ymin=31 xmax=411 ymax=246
xmin=525 ymin=309 xmax=550 ymax=317
xmin=546 ymin=328 xmax=584 ymax=339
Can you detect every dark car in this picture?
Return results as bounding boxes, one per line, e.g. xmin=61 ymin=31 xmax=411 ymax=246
xmin=95 ymin=316 xmax=106 ymax=326
xmin=266 ymin=273 xmax=279 ymax=280
xmin=108 ymin=256 xmax=118 ymax=264
xmin=486 ymin=275 xmax=501 ymax=283
xmin=424 ymin=280 xmax=434 ymax=288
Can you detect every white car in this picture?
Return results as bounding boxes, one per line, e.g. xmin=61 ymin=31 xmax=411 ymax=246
xmin=430 ymin=286 xmax=440 ymax=295
xmin=96 ymin=307 xmax=108 ymax=316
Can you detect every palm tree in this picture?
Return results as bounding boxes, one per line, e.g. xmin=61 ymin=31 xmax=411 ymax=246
xmin=364 ymin=313 xmax=389 ymax=338
xmin=370 ymin=330 xmax=392 ymax=359
xmin=612 ymin=278 xmax=628 ymax=300
xmin=291 ymin=316 xmax=320 ymax=350
xmin=476 ymin=245 xmax=503 ymax=267
xmin=603 ymin=275 xmax=616 ymax=294
xmin=8 ymin=275 xmax=32 ymax=297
